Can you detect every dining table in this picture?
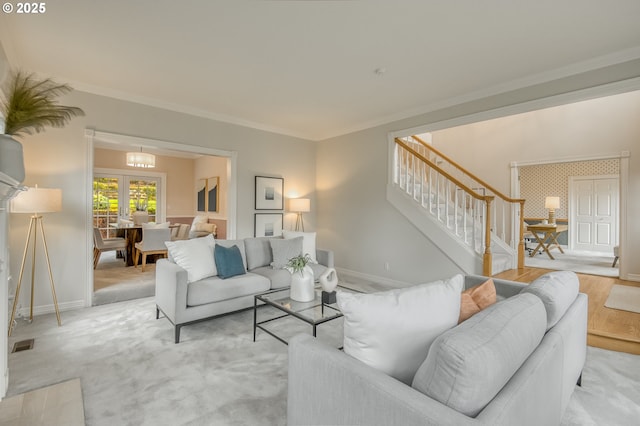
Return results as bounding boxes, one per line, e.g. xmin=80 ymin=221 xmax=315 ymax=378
xmin=110 ymin=224 xmax=142 ymax=266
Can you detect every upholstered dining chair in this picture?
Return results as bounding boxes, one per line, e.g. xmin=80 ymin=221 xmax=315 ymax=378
xmin=172 ymin=224 xmax=190 ymax=241
xmin=93 ymin=227 xmax=127 ymax=269
xmin=134 ymin=228 xmax=171 ymax=272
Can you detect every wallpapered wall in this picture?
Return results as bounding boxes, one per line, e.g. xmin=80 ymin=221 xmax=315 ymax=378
xmin=520 ymin=159 xmax=620 ymax=218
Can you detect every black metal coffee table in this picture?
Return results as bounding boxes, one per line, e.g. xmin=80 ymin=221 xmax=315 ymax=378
xmin=253 ymin=285 xmax=356 ymax=345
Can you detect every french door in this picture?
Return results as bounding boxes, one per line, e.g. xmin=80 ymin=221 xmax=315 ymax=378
xmin=93 ymin=169 xmax=164 ymax=238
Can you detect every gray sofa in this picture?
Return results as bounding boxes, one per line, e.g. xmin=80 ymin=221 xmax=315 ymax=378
xmin=156 ymin=236 xmax=334 ymax=343
xmin=288 ymin=273 xmax=587 ymax=426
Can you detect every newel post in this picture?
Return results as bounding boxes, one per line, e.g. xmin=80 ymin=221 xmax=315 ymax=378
xmin=518 ymin=200 xmax=525 ymax=269
xmin=483 ymin=196 xmax=494 ymax=276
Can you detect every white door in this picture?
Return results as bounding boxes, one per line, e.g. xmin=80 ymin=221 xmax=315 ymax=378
xmin=570 ymin=176 xmax=618 ymax=253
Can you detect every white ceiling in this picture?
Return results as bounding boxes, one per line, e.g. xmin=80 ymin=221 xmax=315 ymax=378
xmin=1 ymin=1 xmax=640 ymax=141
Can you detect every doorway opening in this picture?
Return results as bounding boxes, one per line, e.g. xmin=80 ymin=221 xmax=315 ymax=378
xmin=85 ymin=130 xmax=237 ymax=307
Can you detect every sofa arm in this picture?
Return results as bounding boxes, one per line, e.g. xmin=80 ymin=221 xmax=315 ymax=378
xmin=287 ymin=334 xmax=476 ymax=426
xmin=316 ymin=248 xmax=334 ymax=268
xmin=155 ymin=258 xmax=189 ymax=323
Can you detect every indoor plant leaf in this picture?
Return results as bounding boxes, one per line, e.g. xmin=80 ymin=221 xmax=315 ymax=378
xmin=1 ymin=69 xmax=84 ymax=136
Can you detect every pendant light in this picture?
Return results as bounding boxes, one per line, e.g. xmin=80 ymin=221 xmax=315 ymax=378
xmin=126 ymin=147 xmax=156 ymax=168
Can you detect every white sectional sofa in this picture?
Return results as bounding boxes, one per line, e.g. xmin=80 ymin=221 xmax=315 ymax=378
xmin=155 ymin=235 xmax=333 ymax=343
xmin=288 ymin=271 xmax=587 ymax=426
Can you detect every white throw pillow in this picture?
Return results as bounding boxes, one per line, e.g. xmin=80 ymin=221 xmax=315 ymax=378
xmin=165 ymin=234 xmax=216 ymax=282
xmin=282 ymin=230 xmax=317 ymax=263
xmin=337 ymin=274 xmax=464 ymax=384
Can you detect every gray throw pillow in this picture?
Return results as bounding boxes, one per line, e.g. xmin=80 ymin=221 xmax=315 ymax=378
xmin=270 ymin=237 xmax=303 ymax=269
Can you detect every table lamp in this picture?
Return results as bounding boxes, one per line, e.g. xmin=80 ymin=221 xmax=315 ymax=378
xmin=289 ymin=198 xmax=310 ymax=231
xmin=544 ymin=196 xmax=560 ymax=225
xmin=8 ymin=185 xmax=62 ymax=335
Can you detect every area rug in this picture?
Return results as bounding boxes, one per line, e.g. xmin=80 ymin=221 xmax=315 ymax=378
xmin=7 ymin=289 xmax=640 ymax=425
xmin=605 ymin=285 xmax=640 ymax=314
xmin=525 ymin=251 xmax=618 ymax=277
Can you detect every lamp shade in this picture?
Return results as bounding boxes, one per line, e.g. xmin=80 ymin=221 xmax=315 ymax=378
xmin=544 ymin=196 xmax=560 ymax=210
xmin=289 ymin=198 xmax=310 ymax=213
xmin=126 ymin=151 xmax=156 ymax=168
xmin=11 ymin=186 xmax=62 ymax=213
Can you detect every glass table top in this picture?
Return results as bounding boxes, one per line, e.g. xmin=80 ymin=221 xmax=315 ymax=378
xmin=256 ymin=285 xmax=357 ymax=325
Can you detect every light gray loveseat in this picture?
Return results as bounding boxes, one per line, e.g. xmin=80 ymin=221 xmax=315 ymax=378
xmin=288 ymin=272 xmax=587 ymax=426
xmin=155 ymin=236 xmax=333 ymax=343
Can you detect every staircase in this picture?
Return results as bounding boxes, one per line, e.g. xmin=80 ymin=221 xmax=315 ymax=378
xmin=389 ymin=136 xmax=525 ymax=276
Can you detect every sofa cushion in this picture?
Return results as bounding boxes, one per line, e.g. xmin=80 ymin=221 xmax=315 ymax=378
xmin=337 ymin=275 xmax=463 ymax=385
xmin=520 ymin=270 xmax=579 ymax=330
xmin=270 ymin=237 xmax=303 ymax=269
xmin=165 ymin=234 xmax=216 ymax=282
xmin=282 ymin=230 xmax=318 ymax=263
xmin=187 ymin=273 xmax=270 ymax=306
xmin=214 ymin=244 xmax=246 ymax=279
xmin=245 ymin=237 xmax=277 ymax=270
xmin=308 ymin=262 xmax=328 ymax=281
xmin=459 ymin=278 xmax=496 ymax=323
xmin=251 ymin=266 xmax=292 ymax=289
xmin=412 ymin=293 xmax=547 ymax=417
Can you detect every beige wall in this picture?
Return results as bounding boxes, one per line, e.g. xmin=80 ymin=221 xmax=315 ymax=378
xmin=318 ymin=86 xmax=640 ymax=284
xmin=93 ymin=147 xmax=196 ymax=217
xmin=428 ymin=90 xmax=640 ymax=279
xmin=7 ymin=56 xmax=640 ymax=316
xmin=9 ymin=90 xmax=317 ymax=313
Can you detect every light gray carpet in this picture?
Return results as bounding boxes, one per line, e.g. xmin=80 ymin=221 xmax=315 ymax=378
xmin=7 ymin=292 xmax=640 ymax=425
xmin=93 ymin=251 xmax=155 ymax=306
xmin=525 ymin=250 xmax=618 ymax=277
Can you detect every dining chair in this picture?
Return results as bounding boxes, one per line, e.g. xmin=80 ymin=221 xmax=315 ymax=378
xmin=173 ymin=224 xmax=190 ymax=241
xmin=93 ymin=227 xmax=127 ymax=269
xmin=134 ymin=228 xmax=171 ymax=272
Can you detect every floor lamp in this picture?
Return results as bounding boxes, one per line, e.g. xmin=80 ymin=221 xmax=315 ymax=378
xmin=8 ymin=186 xmax=62 ymax=336
xmin=289 ymin=198 xmax=310 ymax=232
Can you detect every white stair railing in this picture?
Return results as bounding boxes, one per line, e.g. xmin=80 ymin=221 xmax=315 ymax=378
xmin=394 ymin=138 xmax=496 ymax=275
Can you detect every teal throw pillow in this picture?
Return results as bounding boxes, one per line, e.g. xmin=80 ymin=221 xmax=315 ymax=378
xmin=214 ymin=244 xmax=246 ymax=279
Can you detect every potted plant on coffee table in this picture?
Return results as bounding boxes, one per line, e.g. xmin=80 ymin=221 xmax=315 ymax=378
xmin=287 ymin=253 xmax=315 ymax=302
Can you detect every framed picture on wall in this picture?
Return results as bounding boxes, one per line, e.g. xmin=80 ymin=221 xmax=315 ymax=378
xmin=255 ymin=213 xmax=283 ymax=237
xmin=255 ymin=176 xmax=283 ymax=210
xmin=196 ymin=178 xmax=207 ymax=212
xmin=207 ymin=176 xmax=219 ymax=213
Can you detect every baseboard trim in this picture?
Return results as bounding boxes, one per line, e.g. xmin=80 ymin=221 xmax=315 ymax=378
xmin=624 ymin=273 xmax=640 ymax=282
xmin=336 ymin=267 xmax=409 ymax=289
xmin=16 ymin=299 xmax=85 ymax=318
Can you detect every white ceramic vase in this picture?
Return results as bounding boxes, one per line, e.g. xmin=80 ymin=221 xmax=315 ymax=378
xmin=290 ymin=265 xmax=315 ymax=302
xmin=132 ymin=210 xmax=149 ymax=225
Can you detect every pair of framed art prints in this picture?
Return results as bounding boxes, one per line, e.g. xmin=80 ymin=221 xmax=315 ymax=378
xmin=254 ymin=176 xmax=284 ymax=237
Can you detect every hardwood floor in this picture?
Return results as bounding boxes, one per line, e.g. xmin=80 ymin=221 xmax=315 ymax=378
xmin=495 ymin=267 xmax=640 ymax=355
